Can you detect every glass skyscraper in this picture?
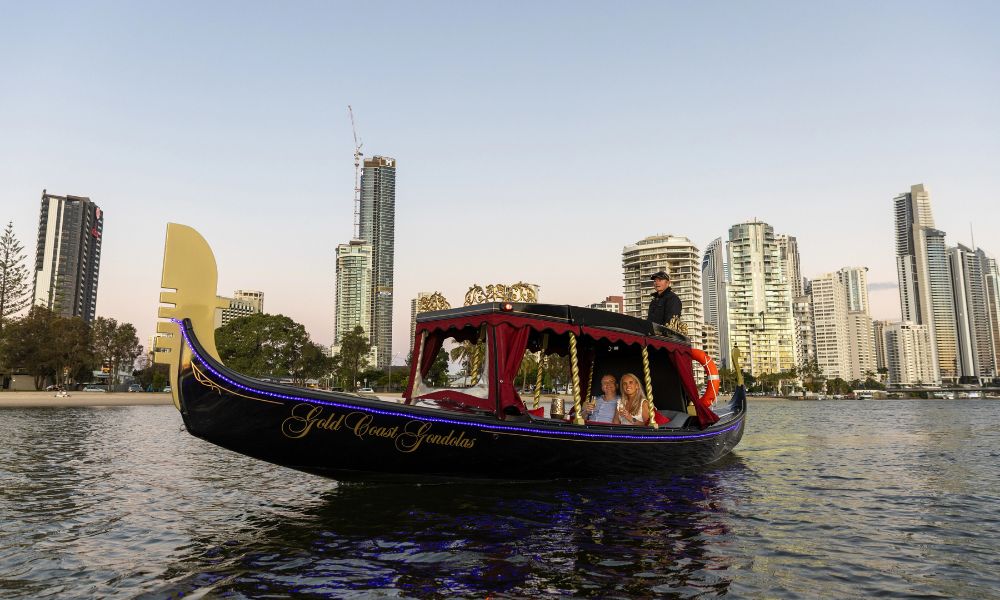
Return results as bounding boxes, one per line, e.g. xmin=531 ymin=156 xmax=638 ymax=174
xmin=359 ymin=156 xmax=396 ymax=369
xmin=893 ymin=184 xmax=952 ymax=384
xmin=701 ymin=237 xmax=729 ymax=367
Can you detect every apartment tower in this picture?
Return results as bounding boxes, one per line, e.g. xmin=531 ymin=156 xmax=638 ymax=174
xmin=701 ymin=237 xmax=729 ymax=367
xmin=233 ymin=289 xmax=264 ymax=313
xmin=725 ymin=221 xmax=796 ymax=377
xmin=810 ymin=273 xmax=850 ymax=380
xmin=949 ymin=244 xmax=994 ymax=380
xmin=981 ymin=251 xmax=1000 ymax=382
xmin=884 ymin=321 xmax=936 ymax=386
xmin=893 ymin=184 xmax=951 ymax=384
xmin=334 ymin=240 xmax=374 ymax=355
xmin=31 ymin=191 xmax=104 ymax=322
xmin=622 ymin=235 xmax=703 ymax=347
xmin=925 ymin=229 xmax=957 ymax=383
xmin=359 ymin=156 xmax=396 ymax=369
xmin=837 ymin=267 xmax=876 ymax=381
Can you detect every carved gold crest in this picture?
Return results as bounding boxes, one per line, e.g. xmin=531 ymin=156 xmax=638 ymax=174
xmin=415 ymin=292 xmax=451 ymax=313
xmin=464 ymin=282 xmax=538 ymax=306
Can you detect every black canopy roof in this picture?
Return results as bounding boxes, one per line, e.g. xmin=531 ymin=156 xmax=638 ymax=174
xmin=416 ymin=302 xmax=690 ymax=345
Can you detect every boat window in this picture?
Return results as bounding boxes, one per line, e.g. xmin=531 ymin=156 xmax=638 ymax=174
xmin=410 ymin=328 xmax=491 ymax=406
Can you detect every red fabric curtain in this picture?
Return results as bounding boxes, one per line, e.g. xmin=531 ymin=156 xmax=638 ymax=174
xmin=493 ymin=322 xmax=532 ymax=415
xmin=420 ymin=332 xmax=444 ymax=376
xmin=670 ymin=349 xmax=720 ymax=428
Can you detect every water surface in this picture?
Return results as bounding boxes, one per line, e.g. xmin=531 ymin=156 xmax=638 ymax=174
xmin=1 ymin=400 xmax=998 ymax=598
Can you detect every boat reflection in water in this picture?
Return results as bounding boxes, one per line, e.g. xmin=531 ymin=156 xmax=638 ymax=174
xmin=151 ymin=457 xmax=747 ymax=597
xmin=154 ymin=224 xmax=746 ymax=481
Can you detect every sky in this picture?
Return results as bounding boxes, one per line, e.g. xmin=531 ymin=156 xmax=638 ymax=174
xmin=1 ymin=1 xmax=998 ymax=363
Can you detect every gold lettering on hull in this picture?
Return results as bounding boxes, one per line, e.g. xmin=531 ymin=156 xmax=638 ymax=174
xmin=280 ymin=403 xmax=477 ymax=453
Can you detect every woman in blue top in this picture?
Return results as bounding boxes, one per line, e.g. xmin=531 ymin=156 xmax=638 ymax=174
xmin=583 ymin=374 xmax=620 ymax=423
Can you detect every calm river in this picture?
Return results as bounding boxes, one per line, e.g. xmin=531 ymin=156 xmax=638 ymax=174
xmin=1 ymin=399 xmax=998 ymax=598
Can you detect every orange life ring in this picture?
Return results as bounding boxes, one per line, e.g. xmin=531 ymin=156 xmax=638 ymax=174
xmin=690 ymin=348 xmax=720 ymax=405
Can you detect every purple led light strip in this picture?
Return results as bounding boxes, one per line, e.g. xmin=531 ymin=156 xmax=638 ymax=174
xmin=172 ymin=319 xmax=742 ymax=441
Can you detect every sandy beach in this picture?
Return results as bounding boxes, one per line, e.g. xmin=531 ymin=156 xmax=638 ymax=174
xmin=0 ymin=391 xmax=174 ymax=408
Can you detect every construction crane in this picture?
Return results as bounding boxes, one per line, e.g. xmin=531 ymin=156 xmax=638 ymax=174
xmin=348 ymin=105 xmax=363 ymax=240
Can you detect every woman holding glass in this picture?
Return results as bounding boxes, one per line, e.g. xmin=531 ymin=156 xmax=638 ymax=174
xmin=615 ymin=372 xmax=651 ymax=426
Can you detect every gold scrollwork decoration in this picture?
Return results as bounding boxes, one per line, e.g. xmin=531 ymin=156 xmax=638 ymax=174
xmin=416 ymin=292 xmax=451 ymax=313
xmin=666 ymin=316 xmax=689 ymax=336
xmin=464 ymin=282 xmax=538 ymax=306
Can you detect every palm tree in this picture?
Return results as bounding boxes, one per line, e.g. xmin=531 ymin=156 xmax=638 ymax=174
xmin=450 ymin=341 xmax=486 ymax=385
xmin=517 ymin=352 xmax=538 ymax=391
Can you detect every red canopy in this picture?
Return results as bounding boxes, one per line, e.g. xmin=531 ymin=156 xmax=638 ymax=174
xmin=405 ymin=311 xmax=719 ymax=427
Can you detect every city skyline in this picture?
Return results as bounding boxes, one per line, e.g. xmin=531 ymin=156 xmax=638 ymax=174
xmin=1 ymin=3 xmax=998 ymax=362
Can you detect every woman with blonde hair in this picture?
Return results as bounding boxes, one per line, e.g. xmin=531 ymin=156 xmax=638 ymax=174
xmin=615 ymin=372 xmax=651 ymax=426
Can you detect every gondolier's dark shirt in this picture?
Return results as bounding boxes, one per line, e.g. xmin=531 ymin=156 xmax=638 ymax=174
xmin=647 ymin=288 xmax=682 ymax=326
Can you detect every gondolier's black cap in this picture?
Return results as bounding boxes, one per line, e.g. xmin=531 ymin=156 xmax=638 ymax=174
xmin=650 ymin=271 xmax=670 ymax=280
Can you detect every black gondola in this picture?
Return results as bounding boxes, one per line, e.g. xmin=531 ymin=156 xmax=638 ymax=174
xmin=156 ymin=224 xmax=746 ymax=480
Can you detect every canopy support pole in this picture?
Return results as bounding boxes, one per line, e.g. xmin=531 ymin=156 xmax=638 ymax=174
xmin=532 ymin=333 xmax=549 ymax=410
xmin=584 ymin=353 xmax=595 ymax=402
xmin=641 ymin=347 xmax=659 ymax=429
xmin=569 ymin=332 xmax=584 ymax=425
xmin=469 ymin=325 xmax=486 ymax=385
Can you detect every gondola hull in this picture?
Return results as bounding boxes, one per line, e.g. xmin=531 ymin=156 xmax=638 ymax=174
xmin=175 ymin=321 xmax=746 ymax=480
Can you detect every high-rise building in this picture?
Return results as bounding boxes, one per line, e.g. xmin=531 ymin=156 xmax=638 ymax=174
xmin=725 ymin=221 xmax=796 ymax=377
xmin=925 ymin=229 xmax=957 ymax=383
xmin=810 ymin=273 xmax=850 ymax=380
xmin=31 ymin=191 xmax=104 ymax=322
xmin=233 ymin=289 xmax=264 ymax=313
xmin=334 ymin=240 xmax=373 ymax=354
xmin=792 ymin=293 xmax=815 ymax=366
xmin=839 ymin=266 xmax=869 ymax=313
xmin=895 ymin=184 xmax=934 ymax=325
xmin=778 ymin=234 xmax=816 ymax=374
xmin=702 ymin=237 xmax=730 ymax=367
xmin=359 ymin=156 xmax=396 ymax=369
xmin=837 ymin=267 xmax=876 ymax=381
xmin=214 ymin=289 xmax=266 ymax=328
xmin=587 ymin=295 xmax=624 ymax=313
xmin=980 ymin=251 xmax=1000 ymax=382
xmin=950 ymin=244 xmax=993 ymax=381
xmin=884 ymin=321 xmax=936 ymax=386
xmin=776 ymin=234 xmax=804 ymax=298
xmin=216 ymin=294 xmax=263 ymax=328
xmin=873 ymin=319 xmax=889 ymax=373
xmin=893 ymin=184 xmax=951 ymax=385
xmin=622 ymin=234 xmax=703 ymax=346
xmin=701 ymin=322 xmax=721 ymax=367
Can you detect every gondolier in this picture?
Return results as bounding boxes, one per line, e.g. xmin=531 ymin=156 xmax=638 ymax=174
xmin=647 ymin=270 xmax=682 ymax=327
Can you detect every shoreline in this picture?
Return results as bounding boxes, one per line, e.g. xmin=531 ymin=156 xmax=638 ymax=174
xmin=0 ymin=391 xmax=174 ymax=408
xmin=2 ymin=391 xmax=993 ymax=409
